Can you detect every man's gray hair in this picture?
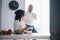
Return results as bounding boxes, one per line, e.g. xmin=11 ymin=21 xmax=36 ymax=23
xmin=29 ymin=4 xmax=33 ymax=7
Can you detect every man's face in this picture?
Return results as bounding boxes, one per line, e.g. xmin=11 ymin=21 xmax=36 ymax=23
xmin=28 ymin=5 xmax=33 ymax=12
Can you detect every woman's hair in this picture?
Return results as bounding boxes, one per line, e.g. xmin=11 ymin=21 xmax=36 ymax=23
xmin=15 ymin=9 xmax=25 ymax=21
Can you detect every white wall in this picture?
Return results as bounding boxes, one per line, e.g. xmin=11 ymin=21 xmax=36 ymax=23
xmin=0 ymin=0 xmax=2 ymax=29
xmin=41 ymin=0 xmax=50 ymax=35
xmin=1 ymin=0 xmax=25 ymax=31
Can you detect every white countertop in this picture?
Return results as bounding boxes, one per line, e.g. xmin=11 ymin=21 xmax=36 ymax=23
xmin=0 ymin=33 xmax=50 ymax=39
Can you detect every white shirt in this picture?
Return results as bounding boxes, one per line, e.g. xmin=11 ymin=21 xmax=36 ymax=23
xmin=14 ymin=20 xmax=26 ymax=30
xmin=24 ymin=11 xmax=36 ymax=25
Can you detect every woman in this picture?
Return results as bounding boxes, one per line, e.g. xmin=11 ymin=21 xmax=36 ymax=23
xmin=14 ymin=10 xmax=29 ymax=40
xmin=14 ymin=10 xmax=26 ymax=33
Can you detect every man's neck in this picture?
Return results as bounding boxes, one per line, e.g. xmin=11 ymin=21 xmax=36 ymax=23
xmin=28 ymin=11 xmax=32 ymax=13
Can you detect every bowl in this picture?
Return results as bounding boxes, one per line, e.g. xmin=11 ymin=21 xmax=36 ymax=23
xmin=14 ymin=30 xmax=23 ymax=34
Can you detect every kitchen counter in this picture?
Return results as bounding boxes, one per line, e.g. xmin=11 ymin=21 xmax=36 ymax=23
xmin=0 ymin=33 xmax=50 ymax=39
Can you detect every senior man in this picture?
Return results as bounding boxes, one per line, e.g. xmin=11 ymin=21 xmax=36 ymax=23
xmin=24 ymin=5 xmax=37 ymax=34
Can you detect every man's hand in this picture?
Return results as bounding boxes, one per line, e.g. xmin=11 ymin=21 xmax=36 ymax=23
xmin=34 ymin=15 xmax=37 ymax=20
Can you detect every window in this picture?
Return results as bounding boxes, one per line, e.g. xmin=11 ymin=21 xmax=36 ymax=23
xmin=25 ymin=0 xmax=50 ymax=35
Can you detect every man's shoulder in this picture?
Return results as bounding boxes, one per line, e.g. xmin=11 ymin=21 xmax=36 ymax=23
xmin=25 ymin=11 xmax=28 ymax=14
xmin=25 ymin=11 xmax=30 ymax=15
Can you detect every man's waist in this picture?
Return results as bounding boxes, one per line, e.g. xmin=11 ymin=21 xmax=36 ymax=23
xmin=26 ymin=24 xmax=34 ymax=27
xmin=26 ymin=24 xmax=34 ymax=26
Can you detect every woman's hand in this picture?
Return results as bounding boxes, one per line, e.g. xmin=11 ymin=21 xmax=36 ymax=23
xmin=22 ymin=28 xmax=29 ymax=34
xmin=17 ymin=28 xmax=31 ymax=34
xmin=17 ymin=29 xmax=23 ymax=32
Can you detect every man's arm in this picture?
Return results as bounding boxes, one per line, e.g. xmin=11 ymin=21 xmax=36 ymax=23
xmin=33 ymin=13 xmax=37 ymax=20
xmin=34 ymin=15 xmax=37 ymax=20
